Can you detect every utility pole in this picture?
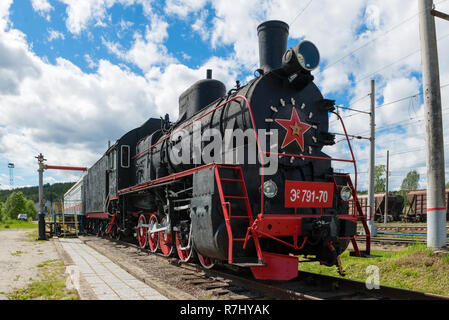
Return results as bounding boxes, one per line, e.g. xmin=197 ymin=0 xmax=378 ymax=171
xmin=36 ymin=153 xmax=47 ymax=241
xmin=418 ymin=0 xmax=447 ymax=248
xmin=367 ymin=79 xmax=377 ymax=236
xmin=384 ymin=150 xmax=389 ymax=224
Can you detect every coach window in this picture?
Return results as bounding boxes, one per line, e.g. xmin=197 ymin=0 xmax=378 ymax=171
xmin=121 ymin=145 xmax=130 ymax=168
xmin=113 ymin=149 xmax=116 ymax=170
xmin=109 ymin=150 xmax=116 ymax=170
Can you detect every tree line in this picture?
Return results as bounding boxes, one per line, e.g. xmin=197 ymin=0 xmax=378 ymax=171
xmin=0 ymin=182 xmax=75 ymax=222
xmin=361 ymin=165 xmax=449 ymax=205
xmin=0 ymin=182 xmax=75 ymax=203
xmin=0 ymin=191 xmax=37 ymax=221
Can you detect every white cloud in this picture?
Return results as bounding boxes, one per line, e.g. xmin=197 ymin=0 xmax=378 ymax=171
xmin=57 ymin=0 xmax=141 ymax=35
xmin=0 ymin=3 xmax=239 ymax=186
xmin=84 ymin=54 xmax=97 ymax=69
xmin=165 ymin=0 xmax=208 ymax=18
xmin=117 ymin=19 xmax=134 ymax=38
xmin=104 ymin=14 xmax=177 ymax=72
xmin=47 ymin=29 xmax=65 ymax=41
xmin=181 ymin=52 xmax=191 ymax=60
xmin=192 ymin=10 xmax=210 ymax=41
xmin=0 ymin=0 xmax=13 ymax=30
xmin=364 ymin=4 xmax=381 ymax=31
xmin=31 ymin=0 xmax=53 ymax=21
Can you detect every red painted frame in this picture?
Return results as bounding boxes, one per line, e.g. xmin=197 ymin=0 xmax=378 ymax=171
xmin=86 ymin=212 xmax=109 ymax=219
xmin=45 ymin=165 xmax=87 ymax=171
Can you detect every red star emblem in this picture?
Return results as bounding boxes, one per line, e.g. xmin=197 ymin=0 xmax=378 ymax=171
xmin=275 ymin=107 xmax=312 ymax=151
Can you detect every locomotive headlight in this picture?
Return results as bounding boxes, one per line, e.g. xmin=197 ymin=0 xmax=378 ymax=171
xmin=294 ymin=40 xmax=320 ymax=71
xmin=263 ymin=180 xmax=278 ymax=198
xmin=340 ymin=186 xmax=353 ymax=202
xmin=282 ymin=40 xmax=320 ymax=74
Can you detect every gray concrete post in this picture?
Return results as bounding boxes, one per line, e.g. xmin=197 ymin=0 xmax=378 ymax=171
xmin=368 ymin=79 xmax=377 ymax=236
xmin=418 ymin=0 xmax=447 ymax=248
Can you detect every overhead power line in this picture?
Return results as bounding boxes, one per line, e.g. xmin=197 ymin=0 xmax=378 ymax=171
xmin=316 ymin=0 xmax=449 ymax=75
xmin=330 ymin=82 xmax=449 ymax=125
xmin=377 ymin=82 xmax=449 ymax=109
xmin=353 ymin=31 xmax=449 ymax=86
xmin=351 ymin=106 xmax=449 ymax=137
xmin=290 ymin=0 xmax=314 ymax=26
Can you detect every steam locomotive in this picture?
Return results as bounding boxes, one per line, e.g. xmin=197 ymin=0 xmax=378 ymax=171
xmin=64 ymin=20 xmax=370 ymax=280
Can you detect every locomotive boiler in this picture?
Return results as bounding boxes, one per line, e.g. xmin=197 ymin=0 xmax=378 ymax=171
xmin=69 ymin=20 xmax=370 ymax=281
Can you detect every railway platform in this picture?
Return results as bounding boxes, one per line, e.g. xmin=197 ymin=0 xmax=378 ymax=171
xmin=56 ymin=238 xmax=168 ymax=300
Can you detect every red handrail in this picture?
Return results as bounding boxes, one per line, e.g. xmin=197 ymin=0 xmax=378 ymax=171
xmin=45 ymin=165 xmax=87 ymax=171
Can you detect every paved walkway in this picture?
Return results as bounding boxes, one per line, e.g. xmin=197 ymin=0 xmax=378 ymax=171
xmin=58 ymin=238 xmax=168 ymax=300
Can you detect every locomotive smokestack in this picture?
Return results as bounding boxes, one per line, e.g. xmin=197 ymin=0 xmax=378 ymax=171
xmin=206 ymin=69 xmax=212 ymax=79
xmin=257 ymin=20 xmax=289 ymax=73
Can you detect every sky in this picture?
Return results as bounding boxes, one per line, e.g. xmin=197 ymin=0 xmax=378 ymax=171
xmin=0 ymin=0 xmax=449 ymax=192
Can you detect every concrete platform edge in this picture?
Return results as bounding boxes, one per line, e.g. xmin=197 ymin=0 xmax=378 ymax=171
xmin=79 ymin=236 xmax=196 ymax=300
xmin=53 ymin=238 xmax=98 ymax=300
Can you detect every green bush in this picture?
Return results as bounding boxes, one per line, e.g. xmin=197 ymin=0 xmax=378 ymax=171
xmin=2 ymin=192 xmax=38 ymax=221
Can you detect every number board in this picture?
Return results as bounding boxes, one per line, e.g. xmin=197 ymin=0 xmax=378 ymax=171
xmin=285 ymin=181 xmax=334 ymax=208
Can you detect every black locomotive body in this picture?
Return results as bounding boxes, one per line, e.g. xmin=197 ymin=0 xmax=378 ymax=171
xmin=76 ymin=20 xmax=370 ymax=280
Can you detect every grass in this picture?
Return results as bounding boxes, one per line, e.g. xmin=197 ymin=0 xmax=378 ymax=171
xmin=6 ymin=259 xmax=79 ymax=300
xmin=10 ymin=250 xmax=24 ymax=256
xmin=0 ymin=219 xmax=37 ymax=230
xmin=25 ymin=229 xmax=47 ymax=244
xmin=299 ymin=244 xmax=449 ymax=296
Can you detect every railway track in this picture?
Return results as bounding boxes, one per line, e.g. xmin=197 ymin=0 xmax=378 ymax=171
xmin=358 ymin=225 xmax=449 ymax=233
xmin=356 ymin=224 xmax=449 ymax=246
xmin=357 ymin=235 xmax=449 ymax=246
xmin=80 ymin=234 xmax=449 ymax=300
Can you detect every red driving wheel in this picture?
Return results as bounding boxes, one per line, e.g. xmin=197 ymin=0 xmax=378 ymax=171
xmin=159 ymin=216 xmax=173 ymax=256
xmin=147 ymin=214 xmax=159 ymax=253
xmin=197 ymin=252 xmax=215 ymax=269
xmin=136 ymin=214 xmax=148 ymax=249
xmin=175 ymin=231 xmax=192 ymax=262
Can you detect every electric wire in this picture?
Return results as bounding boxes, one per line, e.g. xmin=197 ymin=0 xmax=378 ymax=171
xmin=290 ymin=0 xmax=314 ymax=27
xmin=330 ymin=82 xmax=449 ymax=125
xmin=316 ymin=0 xmax=449 ymax=75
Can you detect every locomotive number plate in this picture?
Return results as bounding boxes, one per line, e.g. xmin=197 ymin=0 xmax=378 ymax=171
xmin=285 ymin=181 xmax=334 ymax=208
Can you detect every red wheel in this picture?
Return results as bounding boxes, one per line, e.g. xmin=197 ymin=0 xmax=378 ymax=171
xmin=147 ymin=214 xmax=159 ymax=253
xmin=159 ymin=216 xmax=173 ymax=256
xmin=197 ymin=252 xmax=215 ymax=269
xmin=136 ymin=214 xmax=148 ymax=249
xmin=175 ymin=231 xmax=192 ymax=262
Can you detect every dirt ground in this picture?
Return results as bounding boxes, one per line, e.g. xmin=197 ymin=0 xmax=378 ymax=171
xmin=0 ymin=229 xmax=59 ymax=300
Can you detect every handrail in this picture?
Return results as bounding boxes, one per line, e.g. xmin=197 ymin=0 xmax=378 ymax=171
xmin=330 ymin=111 xmax=358 ymax=191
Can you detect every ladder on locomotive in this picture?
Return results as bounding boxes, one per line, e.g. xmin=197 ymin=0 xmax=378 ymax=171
xmin=333 ymin=173 xmax=371 ymax=256
xmin=214 ymin=165 xmax=264 ymax=266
